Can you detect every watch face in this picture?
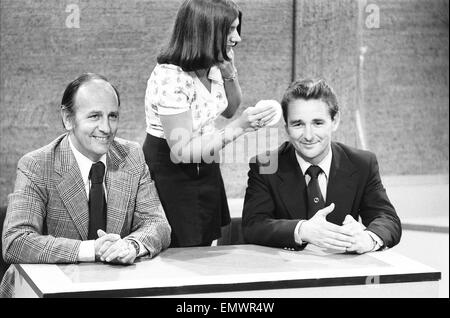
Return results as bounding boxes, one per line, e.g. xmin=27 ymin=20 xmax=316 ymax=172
xmin=129 ymin=240 xmax=139 ymax=255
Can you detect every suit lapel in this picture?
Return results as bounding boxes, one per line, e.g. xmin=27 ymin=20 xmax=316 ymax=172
xmin=277 ymin=144 xmax=308 ymax=219
xmin=325 ymin=143 xmax=359 ymax=225
xmin=55 ymin=135 xmax=90 ymax=240
xmin=105 ymin=141 xmax=133 ymax=235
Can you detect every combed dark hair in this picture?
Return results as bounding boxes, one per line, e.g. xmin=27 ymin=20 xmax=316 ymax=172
xmin=281 ymin=78 xmax=339 ymax=123
xmin=157 ymin=0 xmax=241 ymax=72
xmin=60 ymin=73 xmax=120 ymax=126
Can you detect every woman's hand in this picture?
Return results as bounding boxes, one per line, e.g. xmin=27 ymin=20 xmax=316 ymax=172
xmin=238 ymin=103 xmax=279 ymax=132
xmin=218 ymin=48 xmax=237 ymax=80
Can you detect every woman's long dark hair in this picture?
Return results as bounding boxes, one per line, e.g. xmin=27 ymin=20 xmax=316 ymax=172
xmin=157 ymin=0 xmax=241 ymax=72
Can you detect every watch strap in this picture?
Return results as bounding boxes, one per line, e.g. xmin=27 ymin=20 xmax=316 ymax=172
xmin=127 ymin=239 xmax=140 ymax=256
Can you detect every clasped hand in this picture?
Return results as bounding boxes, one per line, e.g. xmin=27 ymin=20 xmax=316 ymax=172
xmin=341 ymin=215 xmax=374 ymax=254
xmin=94 ymin=230 xmax=137 ymax=264
xmin=301 ymin=203 xmax=374 ymax=254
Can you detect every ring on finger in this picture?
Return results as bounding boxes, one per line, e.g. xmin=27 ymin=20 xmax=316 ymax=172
xmin=256 ymin=119 xmax=263 ymax=128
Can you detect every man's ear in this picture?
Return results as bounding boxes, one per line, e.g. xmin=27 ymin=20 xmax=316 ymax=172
xmin=284 ymin=113 xmax=290 ymax=133
xmin=61 ymin=108 xmax=73 ymax=131
xmin=332 ymin=111 xmax=340 ymax=132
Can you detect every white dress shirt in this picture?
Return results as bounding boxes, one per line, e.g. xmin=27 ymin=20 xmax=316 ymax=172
xmin=293 ymin=147 xmax=383 ymax=251
xmin=68 ymin=136 xmax=107 ymax=199
xmin=69 ymin=136 xmax=105 ymax=262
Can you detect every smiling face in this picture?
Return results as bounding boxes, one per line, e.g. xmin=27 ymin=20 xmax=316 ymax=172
xmin=63 ymin=79 xmax=119 ymax=162
xmin=227 ymin=18 xmax=241 ymax=51
xmin=285 ymin=98 xmax=340 ymax=165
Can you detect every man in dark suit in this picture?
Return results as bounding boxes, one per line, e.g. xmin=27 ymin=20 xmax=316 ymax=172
xmin=1 ymin=73 xmax=171 ymax=297
xmin=242 ymin=79 xmax=401 ymax=253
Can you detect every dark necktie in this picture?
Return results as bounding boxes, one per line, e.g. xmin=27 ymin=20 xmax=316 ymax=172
xmin=305 ymin=165 xmax=325 ymax=218
xmin=88 ymin=161 xmax=106 ymax=239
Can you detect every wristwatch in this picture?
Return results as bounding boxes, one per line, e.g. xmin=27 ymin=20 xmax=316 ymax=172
xmin=223 ymin=67 xmax=238 ymax=81
xmin=127 ymin=239 xmax=140 ymax=256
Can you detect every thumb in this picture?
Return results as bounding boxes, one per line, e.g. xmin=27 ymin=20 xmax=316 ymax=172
xmin=342 ymin=214 xmax=355 ymax=225
xmin=97 ymin=229 xmax=107 ymax=238
xmin=317 ymin=203 xmax=335 ymax=217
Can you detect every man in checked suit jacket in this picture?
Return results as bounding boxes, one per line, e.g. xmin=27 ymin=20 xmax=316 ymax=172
xmin=242 ymin=79 xmax=401 ymax=253
xmin=1 ymin=73 xmax=171 ymax=297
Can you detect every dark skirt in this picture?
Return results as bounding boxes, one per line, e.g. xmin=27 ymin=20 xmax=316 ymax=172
xmin=143 ymin=133 xmax=230 ymax=247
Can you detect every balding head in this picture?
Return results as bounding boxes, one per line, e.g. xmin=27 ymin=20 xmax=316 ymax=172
xmin=60 ymin=73 xmax=120 ymax=127
xmin=75 ymin=79 xmax=119 ymax=112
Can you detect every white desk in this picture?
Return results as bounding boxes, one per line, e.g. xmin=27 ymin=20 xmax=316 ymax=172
xmin=13 ymin=244 xmax=440 ymax=298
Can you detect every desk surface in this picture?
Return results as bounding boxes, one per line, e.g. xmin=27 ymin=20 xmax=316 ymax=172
xmin=16 ymin=244 xmax=440 ymax=298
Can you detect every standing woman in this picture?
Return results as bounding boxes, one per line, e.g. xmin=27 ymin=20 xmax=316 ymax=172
xmin=143 ymin=0 xmax=277 ymax=247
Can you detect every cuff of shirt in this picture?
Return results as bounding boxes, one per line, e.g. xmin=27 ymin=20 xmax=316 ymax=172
xmin=294 ymin=220 xmax=307 ymax=245
xmin=78 ymin=240 xmax=95 ymax=262
xmin=366 ymin=230 xmax=384 ymax=251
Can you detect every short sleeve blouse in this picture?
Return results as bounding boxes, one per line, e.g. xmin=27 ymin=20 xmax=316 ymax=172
xmin=145 ymin=63 xmax=228 ymax=139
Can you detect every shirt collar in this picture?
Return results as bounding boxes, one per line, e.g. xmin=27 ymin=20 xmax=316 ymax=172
xmin=208 ymin=66 xmax=224 ymax=84
xmin=68 ymin=135 xmax=107 ymax=185
xmin=295 ymin=146 xmax=333 ymax=179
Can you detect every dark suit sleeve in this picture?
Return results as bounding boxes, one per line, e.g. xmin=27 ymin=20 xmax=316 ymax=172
xmin=359 ymin=153 xmax=402 ymax=248
xmin=242 ymin=161 xmax=301 ymax=249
